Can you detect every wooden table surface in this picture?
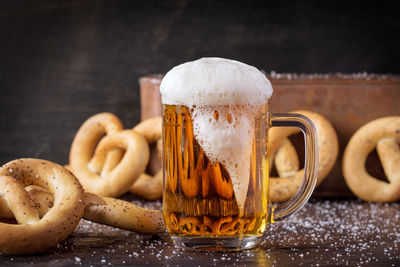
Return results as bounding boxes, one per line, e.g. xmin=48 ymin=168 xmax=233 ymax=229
xmin=1 ymin=198 xmax=398 ymax=266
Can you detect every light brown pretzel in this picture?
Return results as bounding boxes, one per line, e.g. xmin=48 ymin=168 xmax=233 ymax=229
xmin=0 ymin=176 xmax=165 ymax=238
xmin=0 ymin=186 xmax=104 ymax=219
xmin=0 ymin=158 xmax=85 ymax=255
xmin=269 ymin=110 xmax=339 ymax=202
xmin=130 ymin=117 xmax=163 ymax=200
xmin=133 ymin=116 xmax=162 ymax=144
xmin=84 ymin=196 xmax=165 ymax=234
xmin=79 ymin=116 xmax=164 ymax=200
xmin=69 ymin=113 xmax=150 ymax=197
xmin=343 ymin=116 xmax=400 ymax=202
xmin=129 ymin=169 xmax=163 ymax=200
xmin=274 ymin=138 xmax=300 ymax=178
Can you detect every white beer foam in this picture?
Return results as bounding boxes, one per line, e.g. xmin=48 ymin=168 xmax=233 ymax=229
xmin=191 ymin=106 xmax=258 ymax=213
xmin=160 ymin=57 xmax=273 ymax=106
xmin=160 ymin=58 xmax=273 ymax=213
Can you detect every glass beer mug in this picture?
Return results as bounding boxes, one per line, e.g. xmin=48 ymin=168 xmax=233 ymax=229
xmin=160 ymin=58 xmax=318 ymax=251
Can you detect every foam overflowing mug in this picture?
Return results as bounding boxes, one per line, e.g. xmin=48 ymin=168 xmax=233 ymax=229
xmin=160 ymin=58 xmax=318 ymax=251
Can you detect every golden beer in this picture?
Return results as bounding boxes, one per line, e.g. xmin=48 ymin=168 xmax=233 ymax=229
xmin=162 ymin=103 xmax=270 ymax=239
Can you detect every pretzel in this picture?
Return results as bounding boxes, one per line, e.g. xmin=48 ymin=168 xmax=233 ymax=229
xmin=274 ymin=138 xmax=300 ymax=178
xmin=130 ymin=169 xmax=163 ymax=200
xmin=0 ymin=186 xmax=103 ymax=218
xmin=83 ymin=196 xmax=165 ymax=234
xmin=24 ymin=189 xmax=164 ymax=234
xmin=0 ymin=173 xmax=165 ymax=239
xmin=69 ymin=113 xmax=150 ymax=197
xmin=0 ymin=158 xmax=85 ymax=255
xmin=132 ymin=116 xmax=162 ymax=144
xmin=269 ymin=110 xmax=339 ymax=202
xmin=343 ymin=116 xmax=400 ymax=202
xmin=130 ymin=117 xmax=163 ymax=200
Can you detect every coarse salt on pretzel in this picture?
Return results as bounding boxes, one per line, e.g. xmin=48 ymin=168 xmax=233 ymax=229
xmin=69 ymin=113 xmax=150 ymax=197
xmin=0 ymin=176 xmax=39 ymax=225
xmin=343 ymin=116 xmax=400 ymax=202
xmin=84 ymin=196 xmax=165 ymax=234
xmin=0 ymin=158 xmax=85 ymax=255
xmin=1 ymin=187 xmax=165 ymax=235
xmin=269 ymin=110 xmax=339 ymax=202
xmin=2 ymin=186 xmax=164 ymax=234
xmin=0 ymin=186 xmax=102 ymax=221
xmin=2 ymin=188 xmax=165 ymax=235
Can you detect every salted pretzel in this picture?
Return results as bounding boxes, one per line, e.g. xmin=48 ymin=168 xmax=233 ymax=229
xmin=69 ymin=113 xmax=150 ymax=197
xmin=0 ymin=159 xmax=165 ymax=255
xmin=343 ymin=116 xmax=400 ymax=202
xmin=1 ymin=186 xmax=165 ymax=235
xmin=84 ymin=196 xmax=165 ymax=234
xmin=269 ymin=110 xmax=339 ymax=202
xmin=0 ymin=158 xmax=85 ymax=255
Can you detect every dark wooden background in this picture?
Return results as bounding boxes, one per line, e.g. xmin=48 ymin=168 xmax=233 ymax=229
xmin=0 ymin=0 xmax=399 ymax=166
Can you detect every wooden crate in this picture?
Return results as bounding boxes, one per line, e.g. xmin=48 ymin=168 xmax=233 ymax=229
xmin=268 ymin=74 xmax=400 ymax=197
xmin=140 ymin=74 xmax=400 ymax=198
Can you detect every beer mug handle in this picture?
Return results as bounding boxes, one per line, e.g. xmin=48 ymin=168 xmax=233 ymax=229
xmin=269 ymin=113 xmax=318 ymax=221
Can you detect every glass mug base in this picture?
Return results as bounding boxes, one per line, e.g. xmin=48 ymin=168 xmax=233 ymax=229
xmin=171 ymin=235 xmax=262 ymax=251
